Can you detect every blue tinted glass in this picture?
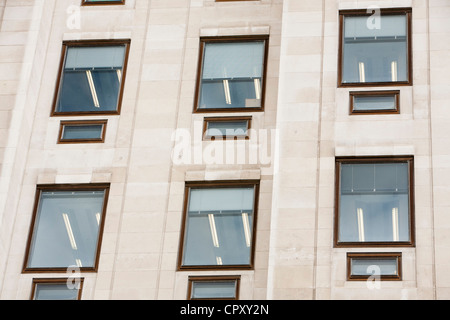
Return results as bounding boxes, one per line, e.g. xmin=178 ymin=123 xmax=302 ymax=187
xmin=27 ymin=190 xmax=106 ymax=269
xmin=62 ymin=124 xmax=103 ymax=140
xmin=34 ymin=284 xmax=79 ymax=300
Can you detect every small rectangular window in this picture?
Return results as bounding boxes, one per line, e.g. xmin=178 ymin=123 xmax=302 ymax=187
xmin=347 ymin=253 xmax=402 ymax=281
xmin=188 ymin=276 xmax=240 ymax=300
xmin=203 ymin=116 xmax=251 ymax=140
xmin=195 ymin=36 xmax=268 ymax=112
xmin=31 ymin=278 xmax=84 ymax=300
xmin=350 ymin=91 xmax=400 ymax=114
xmin=178 ymin=181 xmax=259 ymax=270
xmin=82 ymin=0 xmax=125 ymax=5
xmin=52 ymin=40 xmax=130 ymax=116
xmin=23 ymin=184 xmax=110 ymax=273
xmin=339 ymin=8 xmax=412 ymax=87
xmin=58 ymin=120 xmax=107 ymax=144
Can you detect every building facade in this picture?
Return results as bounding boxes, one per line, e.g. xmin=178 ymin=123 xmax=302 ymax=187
xmin=0 ymin=0 xmax=448 ymax=300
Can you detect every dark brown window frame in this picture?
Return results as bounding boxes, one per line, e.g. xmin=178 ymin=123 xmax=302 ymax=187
xmin=349 ymin=90 xmax=400 ymax=115
xmin=203 ymin=116 xmax=252 ymax=141
xmin=51 ymin=39 xmax=131 ymax=117
xmin=22 ymin=183 xmax=110 ymax=274
xmin=177 ymin=180 xmax=260 ymax=271
xmin=193 ymin=35 xmax=269 ymax=113
xmin=30 ymin=277 xmax=85 ymax=300
xmin=81 ymin=0 xmax=125 ymax=6
xmin=334 ymin=156 xmax=415 ymax=248
xmin=187 ymin=275 xmax=241 ymax=300
xmin=58 ymin=119 xmax=108 ymax=144
xmin=347 ymin=252 xmax=402 ymax=281
xmin=338 ymin=7 xmax=413 ymax=88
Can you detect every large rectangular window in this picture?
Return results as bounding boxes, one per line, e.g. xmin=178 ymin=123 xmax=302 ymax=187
xmin=81 ymin=0 xmax=125 ymax=6
xmin=334 ymin=157 xmax=414 ymax=247
xmin=178 ymin=181 xmax=259 ymax=270
xmin=194 ymin=36 xmax=268 ymax=112
xmin=23 ymin=184 xmax=110 ymax=272
xmin=347 ymin=253 xmax=402 ymax=281
xmin=339 ymin=8 xmax=412 ymax=87
xmin=52 ymin=40 xmax=130 ymax=116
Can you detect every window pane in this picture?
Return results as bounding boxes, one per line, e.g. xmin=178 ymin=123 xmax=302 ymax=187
xmin=342 ymin=14 xmax=408 ymax=84
xmin=27 ymin=190 xmax=106 ymax=269
xmin=83 ymin=0 xmax=124 ymax=3
xmin=198 ymin=41 xmax=265 ymax=110
xmin=206 ymin=120 xmax=249 ymax=138
xmin=182 ymin=187 xmax=255 ymax=267
xmin=191 ymin=281 xmax=237 ymax=299
xmin=34 ymin=284 xmax=79 ymax=300
xmin=339 ymin=162 xmax=410 ymax=243
xmin=56 ymin=45 xmax=126 ymax=113
xmin=353 ymin=95 xmax=397 ymax=111
xmin=350 ymin=258 xmax=398 ymax=276
xmin=62 ymin=124 xmax=104 ymax=140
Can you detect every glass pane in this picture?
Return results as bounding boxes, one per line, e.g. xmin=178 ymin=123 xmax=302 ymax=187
xmin=27 ymin=190 xmax=106 ymax=269
xmin=351 ymin=258 xmax=398 ymax=276
xmin=56 ymin=45 xmax=125 ymax=113
xmin=182 ymin=187 xmax=255 ymax=267
xmin=85 ymin=0 xmax=122 ymax=2
xmin=353 ymin=95 xmax=397 ymax=111
xmin=62 ymin=124 xmax=103 ymax=140
xmin=198 ymin=41 xmax=265 ymax=109
xmin=191 ymin=281 xmax=237 ymax=299
xmin=206 ymin=120 xmax=248 ymax=137
xmin=342 ymin=15 xmax=408 ymax=84
xmin=339 ymin=163 xmax=410 ymax=243
xmin=34 ymin=284 xmax=79 ymax=300
xmin=65 ymin=46 xmax=125 ymax=69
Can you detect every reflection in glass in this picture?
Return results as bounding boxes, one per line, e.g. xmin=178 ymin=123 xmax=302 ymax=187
xmin=338 ymin=162 xmax=410 ymax=243
xmin=191 ymin=281 xmax=237 ymax=299
xmin=34 ymin=283 xmax=79 ymax=300
xmin=198 ymin=41 xmax=265 ymax=109
xmin=342 ymin=15 xmax=408 ymax=84
xmin=205 ymin=120 xmax=249 ymax=138
xmin=353 ymin=94 xmax=397 ymax=111
xmin=56 ymin=45 xmax=126 ymax=113
xmin=350 ymin=258 xmax=399 ymax=276
xmin=61 ymin=124 xmax=104 ymax=141
xmin=27 ymin=190 xmax=106 ymax=269
xmin=182 ymin=187 xmax=255 ymax=267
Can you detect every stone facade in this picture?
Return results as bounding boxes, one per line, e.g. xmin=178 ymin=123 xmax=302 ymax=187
xmin=0 ymin=0 xmax=448 ymax=300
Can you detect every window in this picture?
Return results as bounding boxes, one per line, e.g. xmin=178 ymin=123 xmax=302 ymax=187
xmin=81 ymin=0 xmax=125 ymax=5
xmin=23 ymin=184 xmax=110 ymax=272
xmin=334 ymin=157 xmax=414 ymax=247
xmin=52 ymin=40 xmax=130 ymax=116
xmin=31 ymin=278 xmax=84 ymax=300
xmin=188 ymin=276 xmax=240 ymax=300
xmin=194 ymin=36 xmax=268 ymax=112
xmin=338 ymin=8 xmax=412 ymax=87
xmin=203 ymin=116 xmax=251 ymax=140
xmin=347 ymin=253 xmax=402 ymax=281
xmin=349 ymin=90 xmax=400 ymax=114
xmin=58 ymin=120 xmax=107 ymax=144
xmin=178 ymin=181 xmax=259 ymax=270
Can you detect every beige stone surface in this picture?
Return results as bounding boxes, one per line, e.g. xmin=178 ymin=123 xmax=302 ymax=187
xmin=0 ymin=0 xmax=447 ymax=300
